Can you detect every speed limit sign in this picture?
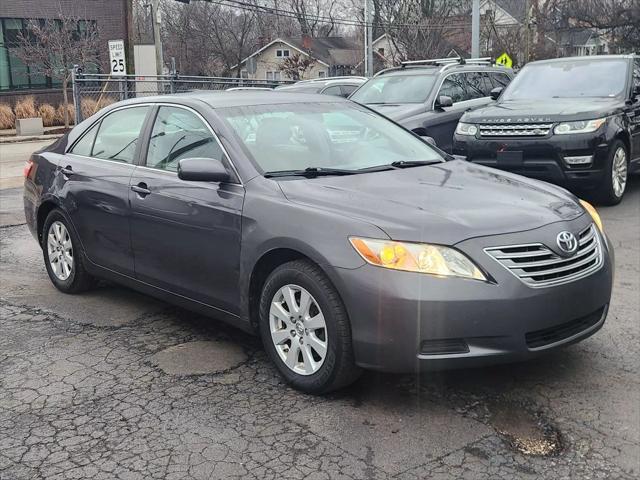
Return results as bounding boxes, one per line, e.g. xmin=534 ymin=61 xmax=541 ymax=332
xmin=108 ymin=40 xmax=127 ymax=76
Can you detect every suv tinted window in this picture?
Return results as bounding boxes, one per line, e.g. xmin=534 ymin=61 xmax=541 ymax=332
xmin=70 ymin=123 xmax=99 ymax=156
xmin=92 ymin=106 xmax=150 ymax=163
xmin=490 ymin=72 xmax=511 ymax=88
xmin=321 ymin=85 xmax=343 ymax=97
xmin=438 ymin=73 xmax=468 ymax=103
xmin=465 ymin=72 xmax=493 ymax=98
xmin=146 ymin=106 xmax=223 ymax=172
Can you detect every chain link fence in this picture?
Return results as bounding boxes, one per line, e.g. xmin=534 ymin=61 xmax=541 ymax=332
xmin=71 ymin=72 xmax=293 ymax=124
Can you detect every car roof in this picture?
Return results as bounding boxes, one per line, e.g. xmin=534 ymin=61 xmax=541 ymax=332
xmin=525 ymin=54 xmax=636 ymax=66
xmin=118 ymin=90 xmax=349 ymax=109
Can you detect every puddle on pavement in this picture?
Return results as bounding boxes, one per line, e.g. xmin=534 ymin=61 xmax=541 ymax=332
xmin=489 ymin=400 xmax=563 ymax=456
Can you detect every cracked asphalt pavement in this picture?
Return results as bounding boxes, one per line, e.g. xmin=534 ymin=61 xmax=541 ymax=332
xmin=1 ymin=143 xmax=638 ymax=479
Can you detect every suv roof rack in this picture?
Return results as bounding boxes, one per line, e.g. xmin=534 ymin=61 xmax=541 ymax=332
xmin=296 ymin=76 xmax=367 ymax=83
xmin=375 ymin=56 xmax=494 ymax=77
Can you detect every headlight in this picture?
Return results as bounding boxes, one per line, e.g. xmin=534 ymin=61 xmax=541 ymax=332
xmin=579 ymin=199 xmax=604 ymax=233
xmin=554 ymin=118 xmax=606 ymax=135
xmin=456 ymin=122 xmax=478 ymax=136
xmin=350 ymin=237 xmax=487 ymax=280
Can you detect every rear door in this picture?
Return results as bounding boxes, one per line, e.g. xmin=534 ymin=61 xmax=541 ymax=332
xmin=630 ymin=58 xmax=640 ymax=161
xmin=128 ymin=105 xmax=244 ymax=313
xmin=62 ymin=105 xmax=151 ymax=275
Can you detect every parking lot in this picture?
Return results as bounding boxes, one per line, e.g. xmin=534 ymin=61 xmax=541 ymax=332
xmin=1 ymin=140 xmax=639 ymax=479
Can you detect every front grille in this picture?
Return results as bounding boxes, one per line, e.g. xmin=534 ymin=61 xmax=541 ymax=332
xmin=525 ymin=306 xmax=605 ymax=349
xmin=479 ymin=123 xmax=553 ymax=137
xmin=485 ymin=224 xmax=603 ymax=288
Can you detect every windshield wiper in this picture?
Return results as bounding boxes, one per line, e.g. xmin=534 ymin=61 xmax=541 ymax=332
xmin=390 ymin=160 xmax=443 ymax=168
xmin=264 ymin=167 xmax=361 ymax=178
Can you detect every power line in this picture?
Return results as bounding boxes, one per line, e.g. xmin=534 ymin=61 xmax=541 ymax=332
xmin=182 ymin=0 xmax=513 ymax=31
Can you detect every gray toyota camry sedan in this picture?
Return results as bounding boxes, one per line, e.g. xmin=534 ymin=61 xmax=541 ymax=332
xmin=24 ymin=92 xmax=613 ymax=393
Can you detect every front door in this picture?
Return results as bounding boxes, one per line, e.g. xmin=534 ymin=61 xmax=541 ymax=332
xmin=129 ymin=105 xmax=244 ymax=314
xmin=61 ymin=105 xmax=151 ymax=275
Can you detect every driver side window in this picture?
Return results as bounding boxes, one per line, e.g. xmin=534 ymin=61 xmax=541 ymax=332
xmin=146 ymin=106 xmax=224 ymax=172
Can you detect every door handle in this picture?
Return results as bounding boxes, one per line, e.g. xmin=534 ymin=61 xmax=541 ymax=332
xmin=60 ymin=166 xmax=74 ymax=177
xmin=131 ymin=183 xmax=151 ymax=196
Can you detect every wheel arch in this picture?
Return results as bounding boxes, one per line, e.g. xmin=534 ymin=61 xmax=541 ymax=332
xmin=247 ymin=247 xmax=343 ymax=330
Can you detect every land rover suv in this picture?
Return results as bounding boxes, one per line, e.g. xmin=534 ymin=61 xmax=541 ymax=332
xmin=349 ymin=57 xmax=514 ymax=152
xmin=453 ymin=55 xmax=640 ymax=205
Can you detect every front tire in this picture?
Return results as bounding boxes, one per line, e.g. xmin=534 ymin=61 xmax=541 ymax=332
xmin=595 ymin=140 xmax=628 ymax=206
xmin=258 ymin=260 xmax=361 ymax=394
xmin=42 ymin=209 xmax=95 ymax=293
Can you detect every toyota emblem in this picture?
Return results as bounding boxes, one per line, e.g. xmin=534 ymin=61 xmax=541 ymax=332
xmin=556 ymin=231 xmax=578 ymax=255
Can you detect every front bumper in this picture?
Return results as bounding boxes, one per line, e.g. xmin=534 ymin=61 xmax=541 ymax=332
xmin=336 ymin=216 xmax=614 ymax=373
xmin=452 ymin=129 xmax=611 ymax=191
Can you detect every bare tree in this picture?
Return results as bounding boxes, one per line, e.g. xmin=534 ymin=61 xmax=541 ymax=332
xmin=279 ymin=53 xmax=316 ymax=79
xmin=557 ymin=0 xmax=640 ymax=52
xmin=14 ymin=13 xmax=101 ymax=128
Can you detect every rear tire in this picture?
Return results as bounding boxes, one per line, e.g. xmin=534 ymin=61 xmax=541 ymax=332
xmin=594 ymin=140 xmax=628 ymax=206
xmin=258 ymin=259 xmax=361 ymax=394
xmin=42 ymin=209 xmax=95 ymax=293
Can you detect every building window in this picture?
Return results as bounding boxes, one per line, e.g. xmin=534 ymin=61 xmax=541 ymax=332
xmin=276 ymin=49 xmax=290 ymax=58
xmin=240 ymin=70 xmax=248 ymax=79
xmin=318 ymin=71 xmax=326 ymax=78
xmin=266 ymin=71 xmax=281 ymax=81
xmin=377 ymin=48 xmax=385 ymax=56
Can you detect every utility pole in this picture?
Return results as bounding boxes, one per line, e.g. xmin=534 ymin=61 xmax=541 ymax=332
xmin=524 ymin=0 xmax=531 ymax=63
xmin=364 ymin=0 xmax=373 ymax=77
xmin=151 ymin=0 xmax=164 ymax=75
xmin=471 ymin=0 xmax=480 ymax=58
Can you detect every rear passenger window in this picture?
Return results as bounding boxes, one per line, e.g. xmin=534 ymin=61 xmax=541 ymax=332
xmin=92 ymin=106 xmax=150 ymax=163
xmin=490 ymin=72 xmax=511 ymax=88
xmin=465 ymin=72 xmax=493 ymax=98
xmin=146 ymin=106 xmax=224 ymax=172
xmin=438 ymin=73 xmax=467 ymax=103
xmin=321 ymin=85 xmax=343 ymax=97
xmin=70 ymin=123 xmax=99 ymax=156
xmin=341 ymin=85 xmax=358 ymax=97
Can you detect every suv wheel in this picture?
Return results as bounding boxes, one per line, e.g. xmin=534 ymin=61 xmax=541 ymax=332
xmin=42 ymin=209 xmax=95 ymax=293
xmin=258 ymin=260 xmax=361 ymax=394
xmin=596 ymin=140 xmax=628 ymax=205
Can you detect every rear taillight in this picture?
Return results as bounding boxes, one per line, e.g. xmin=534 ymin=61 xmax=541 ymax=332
xmin=23 ymin=159 xmax=34 ymax=178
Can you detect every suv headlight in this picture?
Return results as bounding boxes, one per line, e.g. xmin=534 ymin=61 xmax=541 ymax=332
xmin=350 ymin=237 xmax=487 ymax=280
xmin=456 ymin=122 xmax=478 ymax=136
xmin=554 ymin=118 xmax=606 ymax=135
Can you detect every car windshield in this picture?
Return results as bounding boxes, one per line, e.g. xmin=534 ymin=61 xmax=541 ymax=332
xmin=218 ymin=102 xmax=443 ymax=174
xmin=350 ymin=73 xmax=437 ymax=104
xmin=502 ymin=59 xmax=628 ymax=100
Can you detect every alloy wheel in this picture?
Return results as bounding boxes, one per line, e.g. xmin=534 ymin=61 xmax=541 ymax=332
xmin=47 ymin=221 xmax=74 ymax=281
xmin=269 ymin=284 xmax=328 ymax=376
xmin=611 ymin=147 xmax=628 ymax=198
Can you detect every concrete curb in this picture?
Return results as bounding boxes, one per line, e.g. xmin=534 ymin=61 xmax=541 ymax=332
xmin=0 ymin=134 xmax=64 ymax=144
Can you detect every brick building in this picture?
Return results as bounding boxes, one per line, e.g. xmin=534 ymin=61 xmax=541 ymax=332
xmin=0 ymin=0 xmax=130 ymax=104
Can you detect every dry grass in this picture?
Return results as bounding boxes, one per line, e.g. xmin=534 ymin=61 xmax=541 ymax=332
xmin=56 ymin=103 xmax=76 ymax=126
xmin=38 ymin=103 xmax=57 ymax=127
xmin=80 ymin=98 xmax=98 ymax=119
xmin=0 ymin=103 xmax=15 ymax=130
xmin=14 ymin=96 xmax=37 ymax=119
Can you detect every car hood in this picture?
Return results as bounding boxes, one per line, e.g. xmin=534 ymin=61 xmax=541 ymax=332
xmin=365 ymin=103 xmax=425 ymax=121
xmin=462 ymin=98 xmax=623 ymax=123
xmin=278 ymin=160 xmax=584 ymax=245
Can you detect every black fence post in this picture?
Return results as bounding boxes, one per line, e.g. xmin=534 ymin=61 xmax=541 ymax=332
xmin=71 ymin=65 xmax=82 ymax=125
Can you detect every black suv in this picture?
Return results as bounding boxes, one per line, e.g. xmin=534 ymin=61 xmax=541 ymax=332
xmin=454 ymin=55 xmax=640 ymax=205
xmin=349 ymin=57 xmax=514 ymax=152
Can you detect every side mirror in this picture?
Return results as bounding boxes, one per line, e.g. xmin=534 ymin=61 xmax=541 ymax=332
xmin=420 ymin=136 xmax=437 ymax=146
xmin=490 ymin=87 xmax=504 ymax=100
xmin=435 ymin=95 xmax=453 ymax=109
xmin=178 ymin=157 xmax=230 ymax=183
